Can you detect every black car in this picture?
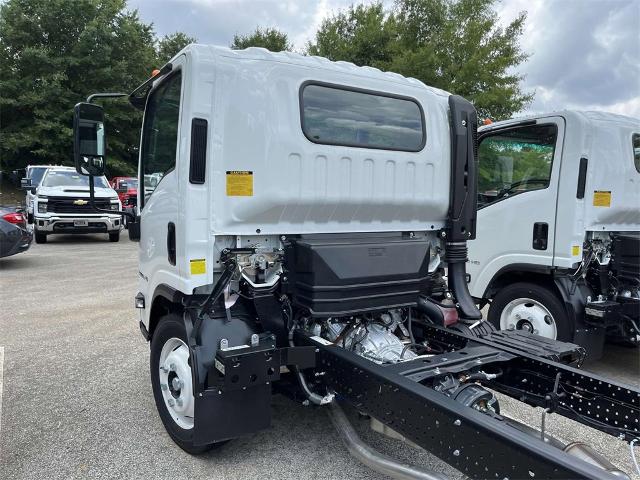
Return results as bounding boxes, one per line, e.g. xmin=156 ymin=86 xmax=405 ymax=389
xmin=0 ymin=206 xmax=32 ymax=258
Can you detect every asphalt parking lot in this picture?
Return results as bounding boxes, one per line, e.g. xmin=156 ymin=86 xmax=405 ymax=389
xmin=1 ymin=235 xmax=638 ymax=480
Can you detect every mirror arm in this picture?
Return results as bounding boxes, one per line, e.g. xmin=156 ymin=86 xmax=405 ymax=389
xmin=87 ymin=175 xmax=136 ymax=222
xmin=86 ymin=92 xmax=128 ymax=103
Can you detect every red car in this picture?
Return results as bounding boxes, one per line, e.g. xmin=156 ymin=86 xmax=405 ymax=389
xmin=110 ymin=176 xmax=138 ymax=209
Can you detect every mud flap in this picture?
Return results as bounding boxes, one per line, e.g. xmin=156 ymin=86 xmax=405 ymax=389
xmin=184 ymin=309 xmax=316 ymax=445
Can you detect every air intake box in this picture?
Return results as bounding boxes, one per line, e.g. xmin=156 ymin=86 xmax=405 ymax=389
xmin=284 ymin=234 xmax=433 ymax=317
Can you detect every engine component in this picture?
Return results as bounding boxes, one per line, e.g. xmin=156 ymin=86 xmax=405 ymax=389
xmin=322 ymin=310 xmax=417 ymax=364
xmin=610 ymin=233 xmax=640 ymax=287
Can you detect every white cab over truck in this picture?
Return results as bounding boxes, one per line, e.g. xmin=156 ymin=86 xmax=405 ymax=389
xmin=72 ymin=46 xmax=638 ymax=480
xmin=33 ymin=167 xmax=122 ymax=243
xmin=467 ymin=112 xmax=640 ymax=357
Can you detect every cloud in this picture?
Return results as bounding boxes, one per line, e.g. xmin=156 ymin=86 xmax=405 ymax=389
xmin=498 ymin=0 xmax=640 ymax=117
xmin=128 ymin=0 xmax=640 ymax=118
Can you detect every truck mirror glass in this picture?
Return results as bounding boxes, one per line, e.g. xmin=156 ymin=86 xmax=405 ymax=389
xmin=73 ymin=102 xmax=106 ymax=176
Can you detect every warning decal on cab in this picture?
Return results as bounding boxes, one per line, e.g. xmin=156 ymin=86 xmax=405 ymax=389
xmin=190 ymin=259 xmax=206 ymax=275
xmin=593 ymin=191 xmax=611 ymax=207
xmin=226 ymin=171 xmax=253 ymax=196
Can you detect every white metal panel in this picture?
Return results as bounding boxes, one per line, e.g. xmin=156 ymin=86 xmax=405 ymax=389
xmin=200 ymin=45 xmax=451 ymax=235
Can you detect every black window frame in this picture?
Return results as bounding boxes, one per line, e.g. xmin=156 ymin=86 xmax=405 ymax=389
xmin=299 ymin=80 xmax=427 ymax=152
xmin=139 ymin=69 xmax=183 ymax=210
xmin=476 ymin=122 xmax=559 ymax=210
xmin=632 ymin=133 xmax=640 ymax=174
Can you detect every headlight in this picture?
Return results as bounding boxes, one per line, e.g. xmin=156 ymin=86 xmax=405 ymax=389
xmin=38 ymin=202 xmax=47 ymax=213
xmin=110 ymin=203 xmax=120 ymax=211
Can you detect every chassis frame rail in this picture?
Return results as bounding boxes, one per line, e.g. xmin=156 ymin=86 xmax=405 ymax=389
xmin=295 ymin=328 xmax=639 ymax=480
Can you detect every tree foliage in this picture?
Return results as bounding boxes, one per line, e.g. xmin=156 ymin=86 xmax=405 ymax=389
xmin=307 ymin=0 xmax=533 ymax=119
xmin=231 ymin=27 xmax=292 ymax=52
xmin=0 ymin=0 xmax=195 ymax=176
xmin=157 ymin=31 xmax=196 ymax=64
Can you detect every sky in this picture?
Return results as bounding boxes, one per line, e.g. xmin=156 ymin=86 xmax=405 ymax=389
xmin=128 ymin=0 xmax=640 ymax=118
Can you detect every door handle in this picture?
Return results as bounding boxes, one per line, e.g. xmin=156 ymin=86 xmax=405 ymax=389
xmin=532 ymin=222 xmax=548 ymax=251
xmin=167 ymin=222 xmax=176 ymax=265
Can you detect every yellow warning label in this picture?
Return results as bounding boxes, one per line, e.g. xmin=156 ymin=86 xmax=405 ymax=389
xmin=226 ymin=171 xmax=253 ymax=196
xmin=593 ymin=191 xmax=611 ymax=207
xmin=190 ymin=259 xmax=206 ymax=275
xmin=572 ymin=245 xmax=581 ymax=256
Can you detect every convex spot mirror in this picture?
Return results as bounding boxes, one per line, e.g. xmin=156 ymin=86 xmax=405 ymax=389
xmin=73 ymin=102 xmax=106 ymax=176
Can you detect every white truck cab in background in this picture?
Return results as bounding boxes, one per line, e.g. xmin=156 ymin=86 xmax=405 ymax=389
xmin=467 ymin=111 xmax=640 ymax=356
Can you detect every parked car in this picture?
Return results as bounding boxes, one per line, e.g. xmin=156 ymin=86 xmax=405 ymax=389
xmin=0 ymin=205 xmax=32 ymax=258
xmin=110 ymin=176 xmax=138 ymax=228
xmin=32 ymin=167 xmax=122 ymax=243
xmin=21 ymin=164 xmax=57 ymax=223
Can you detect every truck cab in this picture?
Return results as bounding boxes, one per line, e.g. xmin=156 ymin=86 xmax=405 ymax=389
xmin=71 ymin=46 xmax=639 ymax=480
xmin=467 ymin=111 xmax=640 ymax=354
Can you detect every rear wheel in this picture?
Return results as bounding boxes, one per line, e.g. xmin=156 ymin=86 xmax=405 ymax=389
xmin=108 ymin=231 xmax=120 ymax=242
xmin=34 ymin=230 xmax=47 ymax=244
xmin=150 ymin=313 xmax=216 ymax=454
xmin=488 ymin=282 xmax=572 ymax=341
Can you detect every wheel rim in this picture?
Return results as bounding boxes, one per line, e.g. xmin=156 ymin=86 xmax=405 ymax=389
xmin=158 ymin=337 xmax=194 ymax=430
xmin=499 ymin=297 xmax=557 ymax=339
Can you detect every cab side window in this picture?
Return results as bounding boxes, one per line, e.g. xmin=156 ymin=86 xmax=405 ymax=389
xmin=140 ymin=71 xmax=182 ymax=205
xmin=477 ymin=124 xmax=558 ymax=208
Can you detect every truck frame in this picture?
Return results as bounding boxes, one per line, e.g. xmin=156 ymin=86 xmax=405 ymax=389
xmin=73 ymin=45 xmax=638 ymax=479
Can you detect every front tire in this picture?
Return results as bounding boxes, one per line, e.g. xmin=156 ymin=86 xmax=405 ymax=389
xmin=150 ymin=313 xmax=216 ymax=454
xmin=34 ymin=230 xmax=47 ymax=244
xmin=488 ymin=282 xmax=573 ymax=341
xmin=108 ymin=231 xmax=120 ymax=242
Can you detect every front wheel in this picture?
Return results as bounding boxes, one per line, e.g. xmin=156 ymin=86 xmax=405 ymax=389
xmin=150 ymin=313 xmax=216 ymax=454
xmin=108 ymin=231 xmax=120 ymax=242
xmin=34 ymin=230 xmax=47 ymax=244
xmin=488 ymin=282 xmax=573 ymax=341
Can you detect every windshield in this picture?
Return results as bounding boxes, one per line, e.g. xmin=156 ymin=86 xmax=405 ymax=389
xmin=41 ymin=171 xmax=109 ymax=188
xmin=28 ymin=167 xmax=48 ymax=185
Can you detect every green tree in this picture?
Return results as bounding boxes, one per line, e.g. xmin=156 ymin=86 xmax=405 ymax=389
xmin=0 ymin=0 xmax=196 ymax=177
xmin=307 ymin=0 xmax=533 ymax=119
xmin=157 ymin=31 xmax=196 ymax=64
xmin=231 ymin=27 xmax=292 ymax=52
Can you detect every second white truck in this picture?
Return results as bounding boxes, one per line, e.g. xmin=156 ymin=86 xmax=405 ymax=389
xmin=467 ymin=111 xmax=640 ymax=357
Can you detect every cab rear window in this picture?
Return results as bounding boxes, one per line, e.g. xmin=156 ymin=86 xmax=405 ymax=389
xmin=300 ymin=82 xmax=425 ymax=152
xmin=633 ymin=133 xmax=640 ymax=173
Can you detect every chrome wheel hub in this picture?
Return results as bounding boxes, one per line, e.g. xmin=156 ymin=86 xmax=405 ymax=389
xmin=159 ymin=337 xmax=194 ymax=429
xmin=500 ymin=297 xmax=557 ymax=339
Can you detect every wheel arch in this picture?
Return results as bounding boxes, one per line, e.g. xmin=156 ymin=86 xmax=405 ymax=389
xmin=148 ymin=284 xmax=185 ymax=341
xmin=483 ymin=264 xmax=562 ymax=300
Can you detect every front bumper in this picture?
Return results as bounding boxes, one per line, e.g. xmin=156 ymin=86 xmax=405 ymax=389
xmin=34 ymin=215 xmax=122 ymax=234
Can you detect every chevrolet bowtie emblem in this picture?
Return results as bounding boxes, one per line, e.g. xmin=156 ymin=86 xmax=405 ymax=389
xmin=73 ymin=199 xmax=89 ymax=206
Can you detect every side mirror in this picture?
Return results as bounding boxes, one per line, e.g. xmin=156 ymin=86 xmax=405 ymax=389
xmin=73 ymin=102 xmax=106 ymax=176
xmin=20 ymin=177 xmax=32 ymax=189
